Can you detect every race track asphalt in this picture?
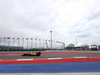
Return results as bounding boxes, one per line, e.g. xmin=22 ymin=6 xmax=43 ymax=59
xmin=0 ymin=53 xmax=100 ymax=59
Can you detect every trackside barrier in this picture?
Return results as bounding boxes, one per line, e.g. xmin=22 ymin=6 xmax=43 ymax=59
xmin=0 ymin=49 xmax=44 ymax=52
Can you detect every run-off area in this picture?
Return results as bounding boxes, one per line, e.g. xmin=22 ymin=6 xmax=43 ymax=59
xmin=0 ymin=62 xmax=100 ymax=73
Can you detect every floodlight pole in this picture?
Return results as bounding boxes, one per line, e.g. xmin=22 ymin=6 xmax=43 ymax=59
xmin=76 ymin=39 xmax=77 ymax=46
xmin=50 ymin=31 xmax=52 ymax=50
xmin=63 ymin=43 xmax=65 ymax=49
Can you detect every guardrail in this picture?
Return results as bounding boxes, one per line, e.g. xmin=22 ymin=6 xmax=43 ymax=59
xmin=0 ymin=49 xmax=44 ymax=52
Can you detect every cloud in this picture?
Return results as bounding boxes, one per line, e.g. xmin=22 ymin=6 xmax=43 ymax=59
xmin=77 ymin=33 xmax=90 ymax=38
xmin=0 ymin=0 xmax=100 ymax=47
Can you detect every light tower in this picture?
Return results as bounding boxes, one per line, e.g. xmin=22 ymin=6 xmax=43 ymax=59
xmin=50 ymin=31 xmax=52 ymax=50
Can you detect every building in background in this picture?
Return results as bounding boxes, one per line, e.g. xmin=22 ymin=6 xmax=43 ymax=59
xmin=66 ymin=44 xmax=75 ymax=50
xmin=98 ymin=45 xmax=100 ymax=50
xmin=91 ymin=45 xmax=97 ymax=51
xmin=66 ymin=43 xmax=90 ymax=50
xmin=76 ymin=43 xmax=89 ymax=50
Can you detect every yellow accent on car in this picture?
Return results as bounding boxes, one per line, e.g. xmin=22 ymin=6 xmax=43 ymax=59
xmin=30 ymin=52 xmax=36 ymax=55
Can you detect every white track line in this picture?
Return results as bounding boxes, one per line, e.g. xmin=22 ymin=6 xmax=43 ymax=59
xmin=17 ymin=59 xmax=34 ymax=61
xmin=48 ymin=58 xmax=62 ymax=60
xmin=0 ymin=57 xmax=89 ymax=62
xmin=73 ymin=57 xmax=88 ymax=58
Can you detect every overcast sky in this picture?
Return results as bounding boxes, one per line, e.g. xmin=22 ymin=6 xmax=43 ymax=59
xmin=0 ymin=0 xmax=100 ymax=46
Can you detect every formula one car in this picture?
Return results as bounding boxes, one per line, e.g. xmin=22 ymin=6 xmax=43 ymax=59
xmin=22 ymin=52 xmax=41 ymax=56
